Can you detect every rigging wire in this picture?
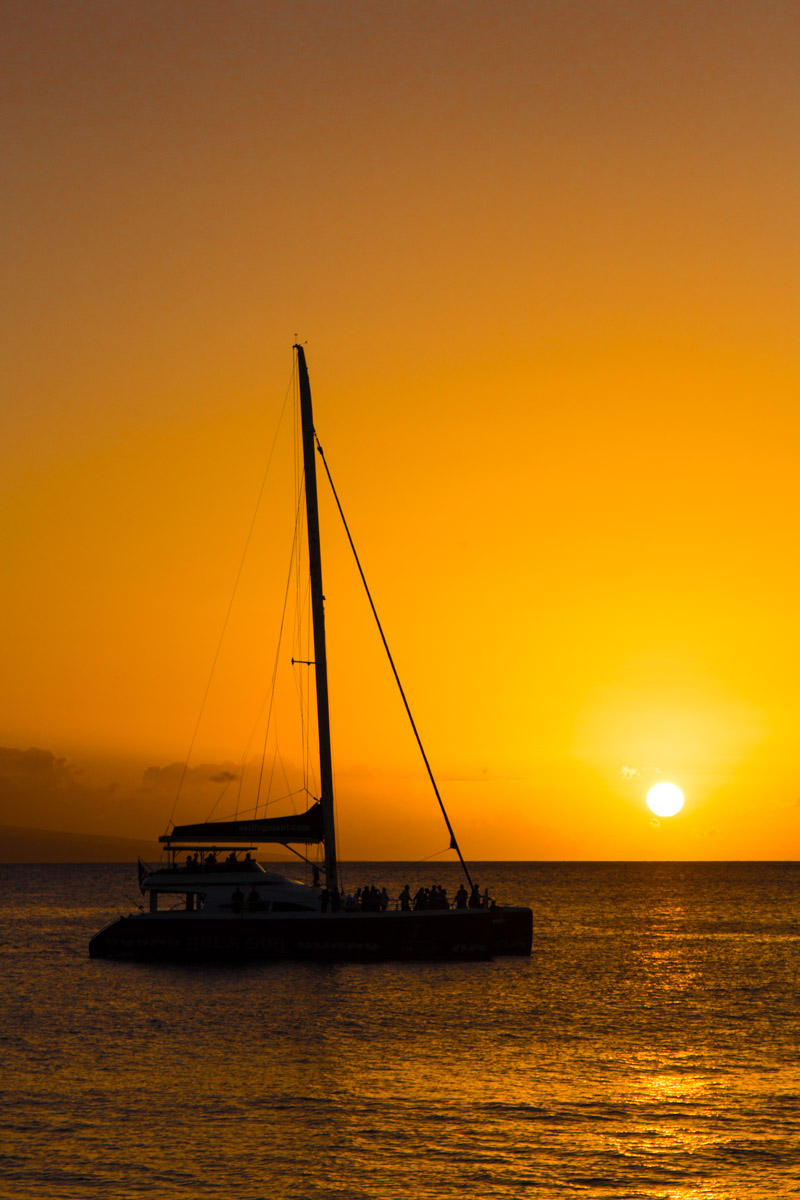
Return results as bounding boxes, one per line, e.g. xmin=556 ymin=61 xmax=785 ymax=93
xmin=202 ymin=482 xmax=307 ymax=825
xmin=253 ymin=486 xmax=306 ymax=816
xmin=315 ymin=436 xmax=474 ymax=891
xmin=202 ymin=387 xmax=317 ymax=827
xmin=417 ymin=846 xmax=460 ymax=864
xmin=204 ymin=479 xmax=309 ymax=826
xmin=165 ymin=369 xmax=295 ymax=833
xmin=189 ymin=421 xmax=315 ymax=827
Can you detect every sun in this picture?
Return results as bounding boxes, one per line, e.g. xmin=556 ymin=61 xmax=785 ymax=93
xmin=646 ymin=782 xmax=685 ymax=817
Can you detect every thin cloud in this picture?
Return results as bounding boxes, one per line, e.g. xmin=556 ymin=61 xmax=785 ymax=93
xmin=140 ymin=762 xmax=240 ymax=792
xmin=620 ymin=764 xmax=663 ymax=780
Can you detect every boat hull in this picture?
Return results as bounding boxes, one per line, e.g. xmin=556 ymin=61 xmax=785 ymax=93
xmin=89 ymin=906 xmax=532 ymax=963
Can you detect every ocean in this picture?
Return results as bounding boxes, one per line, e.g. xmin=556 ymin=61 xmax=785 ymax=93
xmin=1 ymin=861 xmax=798 ymax=1199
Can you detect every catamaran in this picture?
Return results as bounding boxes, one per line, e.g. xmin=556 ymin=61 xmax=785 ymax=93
xmin=89 ymin=347 xmax=533 ymax=961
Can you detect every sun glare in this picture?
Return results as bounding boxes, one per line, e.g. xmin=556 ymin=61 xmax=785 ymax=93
xmin=646 ymin=782 xmax=685 ymax=817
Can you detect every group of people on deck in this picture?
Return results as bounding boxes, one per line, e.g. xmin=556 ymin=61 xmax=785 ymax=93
xmin=349 ymin=885 xmax=390 ymax=912
xmin=319 ymin=886 xmax=390 ymax=913
xmin=316 ymin=881 xmax=493 ymax=914
xmin=183 ymin=851 xmax=254 ymax=871
xmin=400 ymin=882 xmax=492 ymax=910
xmin=184 ymin=849 xmax=496 ymax=915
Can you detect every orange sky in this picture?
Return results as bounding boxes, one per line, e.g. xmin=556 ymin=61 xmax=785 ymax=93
xmin=3 ymin=0 xmax=799 ymax=860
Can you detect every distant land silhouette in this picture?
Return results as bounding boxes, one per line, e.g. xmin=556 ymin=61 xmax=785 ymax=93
xmin=0 ymin=824 xmax=295 ymax=864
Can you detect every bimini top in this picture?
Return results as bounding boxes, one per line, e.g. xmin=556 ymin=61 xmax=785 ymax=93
xmin=160 ymin=801 xmax=324 ymax=846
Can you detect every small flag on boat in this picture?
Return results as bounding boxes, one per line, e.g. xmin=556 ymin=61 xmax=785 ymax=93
xmin=137 ymin=858 xmax=150 ymax=894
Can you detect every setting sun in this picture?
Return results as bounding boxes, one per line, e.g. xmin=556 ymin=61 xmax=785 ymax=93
xmin=647 ymin=783 xmax=685 ymax=818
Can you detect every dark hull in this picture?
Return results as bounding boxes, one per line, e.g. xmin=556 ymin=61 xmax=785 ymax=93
xmin=89 ymin=906 xmax=532 ymax=963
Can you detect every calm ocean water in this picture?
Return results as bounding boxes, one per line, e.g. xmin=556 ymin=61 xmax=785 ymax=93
xmin=1 ymin=861 xmax=798 ymax=1199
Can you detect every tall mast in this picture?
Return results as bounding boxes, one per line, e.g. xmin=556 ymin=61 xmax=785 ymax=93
xmin=294 ymin=345 xmax=338 ymax=889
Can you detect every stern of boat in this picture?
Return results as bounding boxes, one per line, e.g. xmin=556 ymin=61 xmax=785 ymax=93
xmin=490 ymin=905 xmax=533 ymax=955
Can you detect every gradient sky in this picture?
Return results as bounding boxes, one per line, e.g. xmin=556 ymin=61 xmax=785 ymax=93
xmin=3 ymin=0 xmax=799 ymax=860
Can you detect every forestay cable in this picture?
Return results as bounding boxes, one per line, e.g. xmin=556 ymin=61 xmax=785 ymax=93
xmin=315 ymin=436 xmax=473 ymax=890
